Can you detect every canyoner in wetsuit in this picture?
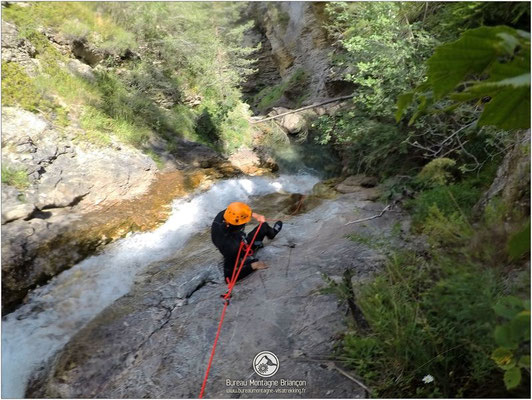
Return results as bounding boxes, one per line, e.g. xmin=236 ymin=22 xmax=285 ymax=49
xmin=211 ymin=202 xmax=282 ymax=283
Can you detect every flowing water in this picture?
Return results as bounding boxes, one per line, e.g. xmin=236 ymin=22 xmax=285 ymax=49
xmin=1 ymin=173 xmax=319 ymax=398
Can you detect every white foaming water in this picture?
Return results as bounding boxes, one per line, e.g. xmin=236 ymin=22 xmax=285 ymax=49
xmin=1 ymin=173 xmax=319 ymax=398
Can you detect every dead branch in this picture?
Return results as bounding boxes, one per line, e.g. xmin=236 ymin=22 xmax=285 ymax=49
xmin=250 ymin=94 xmax=354 ymax=124
xmin=294 ymin=356 xmax=371 ymax=394
xmin=405 ymin=121 xmax=477 ymax=160
xmin=331 ymin=363 xmax=372 ymax=394
xmin=345 ymin=204 xmax=391 ymax=225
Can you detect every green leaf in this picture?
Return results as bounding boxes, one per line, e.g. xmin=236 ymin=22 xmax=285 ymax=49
xmin=494 ymin=296 xmax=526 ymax=319
xmin=516 ymin=30 xmax=531 ymax=40
xmin=407 ymin=93 xmax=433 ymax=126
xmin=426 ymin=26 xmax=520 ymax=99
xmin=489 ymin=56 xmax=530 ymax=83
xmin=504 ymin=366 xmax=522 ymax=390
xmin=496 ymin=33 xmax=521 ymax=55
xmin=485 ymin=73 xmax=531 ymax=88
xmin=395 ymin=92 xmax=414 ymax=122
xmin=518 ymin=355 xmax=530 ymax=369
xmin=495 ymin=324 xmax=519 ymax=349
xmin=491 ymin=347 xmax=515 ymax=368
xmin=507 ymin=220 xmax=531 ymax=261
xmin=510 ymin=311 xmax=531 ymax=343
xmin=478 ymin=86 xmax=531 ymax=130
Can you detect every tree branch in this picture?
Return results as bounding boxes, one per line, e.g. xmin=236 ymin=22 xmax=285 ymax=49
xmin=345 ymin=204 xmax=392 ymax=225
xmin=250 ymin=95 xmax=354 ymax=124
xmin=293 ymin=356 xmax=371 ymax=394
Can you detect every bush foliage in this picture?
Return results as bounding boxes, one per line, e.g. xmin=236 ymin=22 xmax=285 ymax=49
xmin=317 ymin=2 xmax=530 ymax=398
xmin=2 ymin=1 xmax=258 ymax=156
xmin=1 ymin=165 xmax=30 ymax=190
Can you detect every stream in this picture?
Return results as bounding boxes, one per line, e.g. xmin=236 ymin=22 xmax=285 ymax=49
xmin=1 ymin=173 xmax=319 ymax=398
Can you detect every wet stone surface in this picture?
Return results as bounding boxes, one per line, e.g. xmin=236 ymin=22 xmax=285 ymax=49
xmin=27 ymin=190 xmax=413 ymax=398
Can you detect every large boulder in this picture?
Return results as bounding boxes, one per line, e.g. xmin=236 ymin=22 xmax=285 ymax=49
xmin=267 ymin=107 xmax=318 ymax=136
xmin=337 ymin=175 xmax=378 ymax=189
xmin=335 ymin=175 xmax=380 ymax=201
xmin=2 ymin=107 xmax=157 ymax=211
xmin=67 ymin=59 xmax=95 ymax=82
xmin=228 ymin=146 xmax=279 ymax=176
xmin=312 ymin=181 xmax=338 ymax=199
xmin=1 ymin=203 xmax=36 ymax=224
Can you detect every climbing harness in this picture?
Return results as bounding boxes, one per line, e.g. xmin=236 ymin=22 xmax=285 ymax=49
xmin=199 ymin=222 xmax=264 ymax=398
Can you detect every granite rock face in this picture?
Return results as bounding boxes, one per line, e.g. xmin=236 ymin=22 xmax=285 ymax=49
xmin=27 ymin=190 xmax=411 ymax=398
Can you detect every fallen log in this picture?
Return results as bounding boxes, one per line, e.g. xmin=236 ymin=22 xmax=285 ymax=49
xmin=250 ymin=94 xmax=354 ymax=124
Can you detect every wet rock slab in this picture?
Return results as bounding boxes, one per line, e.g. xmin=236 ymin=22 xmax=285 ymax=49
xmin=28 ymin=192 xmax=411 ymax=398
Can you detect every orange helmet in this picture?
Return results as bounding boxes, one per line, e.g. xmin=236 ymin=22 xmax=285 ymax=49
xmin=224 ymin=202 xmax=252 ymax=226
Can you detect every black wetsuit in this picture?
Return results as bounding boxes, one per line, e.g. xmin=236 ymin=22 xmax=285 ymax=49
xmin=211 ymin=209 xmax=277 ymax=283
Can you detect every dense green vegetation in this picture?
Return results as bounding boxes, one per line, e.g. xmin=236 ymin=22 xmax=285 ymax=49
xmin=1 ymin=165 xmax=30 ymax=190
xmin=253 ymin=68 xmax=310 ymax=113
xmin=2 ymin=2 xmax=257 ymax=154
xmin=313 ymin=1 xmax=528 ymax=179
xmin=319 ymin=2 xmax=530 ymax=398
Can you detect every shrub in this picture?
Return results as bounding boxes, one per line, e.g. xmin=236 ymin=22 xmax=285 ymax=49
xmin=79 ymin=106 xmax=149 ymax=147
xmin=422 ymin=205 xmax=473 ymax=248
xmin=417 ymin=158 xmax=457 ymax=187
xmin=219 ymin=102 xmax=253 ymax=153
xmin=406 ymin=178 xmax=486 ymax=229
xmin=1 ymin=61 xmax=47 ymax=112
xmin=26 ymin=31 xmax=97 ymax=106
xmin=1 ymin=165 xmax=30 ymax=189
xmin=254 ymin=68 xmax=309 ymax=112
xmin=60 ymin=19 xmax=91 ymax=41
xmin=1 ymin=61 xmax=71 ymax=127
xmin=335 ymin=250 xmax=501 ymax=397
xmin=3 ymin=2 xmax=136 ymax=54
xmin=491 ymin=296 xmax=531 ymax=390
xmin=99 ymin=29 xmax=136 ymax=56
xmin=172 ymin=105 xmax=198 ymax=141
xmin=312 ymin=113 xmax=412 ymax=177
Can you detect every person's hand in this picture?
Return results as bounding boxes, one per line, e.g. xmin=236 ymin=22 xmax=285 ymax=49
xmin=252 ymin=213 xmax=266 ymax=223
xmin=251 ymin=261 xmax=268 ymax=270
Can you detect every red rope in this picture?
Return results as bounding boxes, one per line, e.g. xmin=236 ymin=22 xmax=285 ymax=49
xmin=199 ymin=222 xmax=264 ymax=398
xmin=198 ymin=300 xmax=228 ymax=399
xmin=229 ymin=242 xmax=244 ymax=285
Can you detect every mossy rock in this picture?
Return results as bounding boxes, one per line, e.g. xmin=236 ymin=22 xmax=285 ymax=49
xmin=312 ymin=181 xmax=338 ymax=199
